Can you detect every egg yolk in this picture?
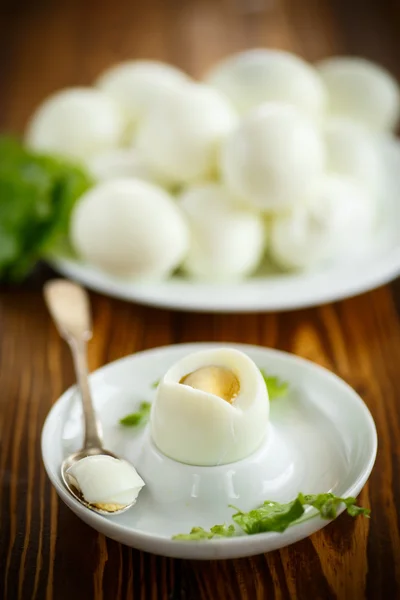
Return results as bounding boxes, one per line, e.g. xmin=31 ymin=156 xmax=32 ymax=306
xmin=180 ymin=366 xmax=240 ymax=403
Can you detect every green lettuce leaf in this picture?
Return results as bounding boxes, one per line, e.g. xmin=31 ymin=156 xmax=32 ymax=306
xmin=0 ymin=136 xmax=91 ymax=281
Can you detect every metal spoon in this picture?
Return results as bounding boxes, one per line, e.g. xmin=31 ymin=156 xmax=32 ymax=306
xmin=44 ymin=279 xmax=137 ymax=516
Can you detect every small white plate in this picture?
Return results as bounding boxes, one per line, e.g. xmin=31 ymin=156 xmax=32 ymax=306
xmin=50 ymin=138 xmax=400 ymax=313
xmin=41 ymin=343 xmax=377 ymax=560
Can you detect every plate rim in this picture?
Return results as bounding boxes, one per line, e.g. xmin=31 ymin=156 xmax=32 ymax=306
xmin=50 ymin=252 xmax=400 ymax=312
xmin=41 ymin=342 xmax=378 ymax=559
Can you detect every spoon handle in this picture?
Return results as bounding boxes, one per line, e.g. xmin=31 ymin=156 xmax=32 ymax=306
xmin=44 ymin=279 xmax=103 ymax=449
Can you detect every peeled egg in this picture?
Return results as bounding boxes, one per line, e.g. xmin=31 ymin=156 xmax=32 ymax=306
xmin=67 ymin=456 xmax=145 ymax=510
xmin=221 ymin=103 xmax=325 ymax=211
xmin=70 ymin=178 xmax=189 ymax=279
xmin=324 ymin=117 xmax=383 ymax=196
xmin=96 ymin=60 xmax=190 ymax=131
xmin=179 ymin=183 xmax=265 ymax=280
xmin=86 ymin=148 xmax=163 ymax=185
xmin=317 ymin=57 xmax=400 ymax=131
xmin=205 ymin=49 xmax=327 ymax=117
xmin=136 ymin=83 xmax=237 ymax=185
xmin=151 ymin=348 xmax=269 ymax=466
xmin=270 ymin=174 xmax=375 ymax=270
xmin=25 ymin=88 xmax=125 ymax=161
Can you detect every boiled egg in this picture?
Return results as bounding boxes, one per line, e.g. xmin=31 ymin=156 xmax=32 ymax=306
xmin=96 ymin=60 xmax=190 ymax=132
xmin=70 ymin=178 xmax=189 ymax=279
xmin=317 ymin=57 xmax=400 ymax=131
xmin=86 ymin=148 xmax=163 ymax=185
xmin=67 ymin=455 xmax=145 ymax=511
xmin=179 ymin=183 xmax=266 ymax=280
xmin=150 ymin=348 xmax=269 ymax=466
xmin=205 ymin=49 xmax=326 ymax=117
xmin=221 ymin=103 xmax=325 ymax=211
xmin=270 ymin=174 xmax=375 ymax=270
xmin=324 ymin=117 xmax=383 ymax=197
xmin=136 ymin=83 xmax=237 ymax=185
xmin=25 ymin=88 xmax=125 ymax=161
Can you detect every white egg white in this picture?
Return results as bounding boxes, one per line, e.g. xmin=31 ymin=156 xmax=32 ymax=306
xmin=150 ymin=348 xmax=270 ymax=466
xmin=70 ymin=178 xmax=189 ymax=279
xmin=67 ymin=455 xmax=145 ymax=506
xmin=324 ymin=117 xmax=383 ymax=197
xmin=270 ymin=174 xmax=376 ymax=270
xmin=96 ymin=60 xmax=190 ymax=131
xmin=317 ymin=57 xmax=400 ymax=131
xmin=86 ymin=148 xmax=163 ymax=185
xmin=205 ymin=48 xmax=327 ymax=117
xmin=180 ymin=183 xmax=266 ymax=280
xmin=221 ymin=103 xmax=325 ymax=211
xmin=136 ymin=82 xmax=237 ymax=185
xmin=25 ymin=87 xmax=125 ymax=161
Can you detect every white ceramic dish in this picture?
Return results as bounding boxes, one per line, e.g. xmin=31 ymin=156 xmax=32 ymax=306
xmin=41 ymin=343 xmax=377 ymax=560
xmin=50 ymin=138 xmax=400 ymax=313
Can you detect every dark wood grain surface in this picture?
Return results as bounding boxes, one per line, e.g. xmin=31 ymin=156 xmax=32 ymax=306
xmin=1 ymin=1 xmax=400 ymax=598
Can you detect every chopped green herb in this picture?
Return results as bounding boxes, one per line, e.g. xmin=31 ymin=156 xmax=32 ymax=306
xmin=173 ymin=493 xmax=369 ymax=540
xmin=119 ymin=402 xmax=151 ymax=427
xmin=173 ymin=524 xmax=235 ymax=540
xmin=151 ymin=379 xmax=160 ymax=389
xmin=259 ymin=370 xmax=289 ymax=399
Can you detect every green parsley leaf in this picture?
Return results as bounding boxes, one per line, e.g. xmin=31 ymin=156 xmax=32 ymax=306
xmin=232 ymin=493 xmax=370 ymax=535
xmin=259 ymin=370 xmax=289 ymax=399
xmin=231 ymin=497 xmax=305 ymax=534
xmin=151 ymin=379 xmax=160 ymax=389
xmin=172 ymin=524 xmax=235 ymax=540
xmin=173 ymin=493 xmax=369 ymax=540
xmin=301 ymin=493 xmax=370 ymax=519
xmin=119 ymin=402 xmax=151 ymax=427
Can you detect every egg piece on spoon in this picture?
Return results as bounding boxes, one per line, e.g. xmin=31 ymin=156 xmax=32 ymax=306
xmin=136 ymin=83 xmax=237 ymax=185
xmin=96 ymin=60 xmax=190 ymax=132
xmin=323 ymin=117 xmax=383 ymax=197
xmin=70 ymin=178 xmax=189 ymax=279
xmin=25 ymin=88 xmax=125 ymax=161
xmin=180 ymin=183 xmax=266 ymax=280
xmin=270 ymin=174 xmax=375 ymax=270
xmin=205 ymin=49 xmax=326 ymax=117
xmin=67 ymin=455 xmax=145 ymax=511
xmin=317 ymin=57 xmax=400 ymax=131
xmin=150 ymin=348 xmax=269 ymax=466
xmin=221 ymin=103 xmax=325 ymax=211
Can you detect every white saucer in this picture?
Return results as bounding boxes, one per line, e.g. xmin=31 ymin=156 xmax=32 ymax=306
xmin=50 ymin=138 xmax=400 ymax=312
xmin=41 ymin=343 xmax=377 ymax=560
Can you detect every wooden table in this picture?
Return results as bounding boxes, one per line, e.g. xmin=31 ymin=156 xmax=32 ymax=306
xmin=1 ymin=1 xmax=400 ymax=598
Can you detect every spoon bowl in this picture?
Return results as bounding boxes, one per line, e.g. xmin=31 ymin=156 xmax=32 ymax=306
xmin=61 ymin=448 xmax=136 ymax=515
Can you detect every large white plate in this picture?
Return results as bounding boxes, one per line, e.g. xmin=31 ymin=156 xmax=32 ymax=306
xmin=50 ymin=139 xmax=400 ymax=312
xmin=41 ymin=343 xmax=377 ymax=560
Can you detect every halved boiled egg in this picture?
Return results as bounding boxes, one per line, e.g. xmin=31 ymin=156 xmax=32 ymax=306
xmin=150 ymin=348 xmax=269 ymax=466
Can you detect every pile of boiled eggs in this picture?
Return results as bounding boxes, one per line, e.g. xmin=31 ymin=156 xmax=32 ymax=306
xmin=25 ymin=50 xmax=400 ymax=281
